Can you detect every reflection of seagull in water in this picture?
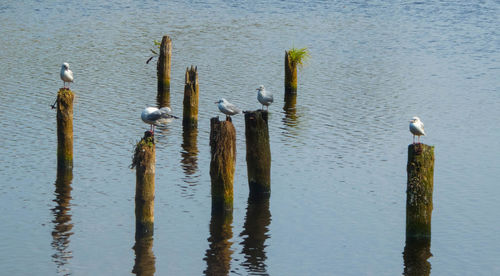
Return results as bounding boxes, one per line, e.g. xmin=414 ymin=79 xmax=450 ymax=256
xmin=409 ymin=116 xmax=426 ymax=144
xmin=256 ymin=85 xmax=273 ymax=110
xmin=141 ymin=106 xmax=178 ymax=134
xmin=215 ymin=98 xmax=242 ymax=121
xmin=60 ymin=63 xmax=74 ymax=89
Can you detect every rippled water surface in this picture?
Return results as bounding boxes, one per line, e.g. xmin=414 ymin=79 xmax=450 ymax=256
xmin=1 ymin=1 xmax=499 ymax=275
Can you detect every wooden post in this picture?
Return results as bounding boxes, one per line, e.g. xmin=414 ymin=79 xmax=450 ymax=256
xmin=406 ymin=144 xmax=434 ymax=238
xmin=132 ymin=132 xmax=156 ymax=236
xmin=157 ymin=35 xmax=172 ymax=107
xmin=181 ymin=125 xmax=199 ymax=176
xmin=240 ymin=196 xmax=271 ymax=274
xmin=204 ymin=208 xmax=233 ymax=276
xmin=209 ymin=117 xmax=236 ymax=211
xmin=244 ymin=110 xmax=271 ymax=198
xmin=57 ymin=88 xmax=74 ymax=170
xmin=403 ymin=237 xmax=432 ymax=276
xmin=51 ymin=168 xmax=74 ymax=269
xmin=284 ymin=50 xmax=297 ymax=95
xmin=183 ymin=66 xmax=199 ymax=127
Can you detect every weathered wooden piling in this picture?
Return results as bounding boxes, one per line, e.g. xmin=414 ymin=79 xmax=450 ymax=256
xmin=204 ymin=208 xmax=233 ymax=276
xmin=240 ymin=196 xmax=271 ymax=274
xmin=403 ymin=237 xmax=432 ymax=276
xmin=132 ymin=132 xmax=156 ymax=236
xmin=157 ymin=35 xmax=172 ymax=106
xmin=244 ymin=110 xmax=271 ymax=197
xmin=284 ymin=50 xmax=298 ymax=95
xmin=406 ymin=144 xmax=435 ymax=238
xmin=182 ymin=66 xmax=199 ymax=127
xmin=209 ymin=117 xmax=236 ymax=211
xmin=56 ymin=88 xmax=74 ymax=170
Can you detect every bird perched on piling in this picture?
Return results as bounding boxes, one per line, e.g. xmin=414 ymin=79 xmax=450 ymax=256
xmin=256 ymin=85 xmax=273 ymax=110
xmin=215 ymin=98 xmax=242 ymax=121
xmin=141 ymin=106 xmax=178 ymax=134
xmin=60 ymin=62 xmax=74 ymax=89
xmin=409 ymin=116 xmax=426 ymax=144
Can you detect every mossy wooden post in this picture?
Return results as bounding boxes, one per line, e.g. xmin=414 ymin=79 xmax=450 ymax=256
xmin=132 ymin=132 xmax=156 ymax=236
xmin=204 ymin=208 xmax=233 ymax=276
xmin=244 ymin=110 xmax=271 ymax=198
xmin=209 ymin=117 xmax=236 ymax=211
xmin=183 ymin=66 xmax=199 ymax=127
xmin=157 ymin=35 xmax=172 ymax=107
xmin=406 ymin=144 xmax=435 ymax=238
xmin=57 ymin=88 xmax=74 ymax=170
xmin=284 ymin=50 xmax=297 ymax=95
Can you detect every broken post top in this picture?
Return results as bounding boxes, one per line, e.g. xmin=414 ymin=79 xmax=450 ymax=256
xmin=185 ymin=65 xmax=198 ymax=84
xmin=244 ymin=110 xmax=269 ymax=125
xmin=131 ymin=132 xmax=156 ymax=172
xmin=408 ymin=143 xmax=434 ymax=156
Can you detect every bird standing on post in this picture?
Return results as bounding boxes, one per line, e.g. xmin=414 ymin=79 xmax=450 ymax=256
xmin=60 ymin=63 xmax=74 ymax=89
xmin=256 ymin=85 xmax=273 ymax=110
xmin=215 ymin=98 xmax=242 ymax=121
xmin=141 ymin=106 xmax=178 ymax=134
xmin=409 ymin=116 xmax=426 ymax=144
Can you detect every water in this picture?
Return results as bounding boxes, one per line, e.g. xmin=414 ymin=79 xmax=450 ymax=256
xmin=0 ymin=1 xmax=499 ymax=275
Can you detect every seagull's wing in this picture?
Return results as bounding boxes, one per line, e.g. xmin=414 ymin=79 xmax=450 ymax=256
xmin=147 ymin=110 xmax=164 ymax=121
xmin=226 ymin=102 xmax=241 ymax=114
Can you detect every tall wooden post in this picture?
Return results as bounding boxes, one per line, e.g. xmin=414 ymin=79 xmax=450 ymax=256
xmin=209 ymin=117 xmax=236 ymax=211
xmin=183 ymin=66 xmax=199 ymax=128
xmin=132 ymin=132 xmax=156 ymax=236
xmin=56 ymin=88 xmax=74 ymax=170
xmin=406 ymin=144 xmax=434 ymax=238
xmin=244 ymin=110 xmax=271 ymax=198
xmin=284 ymin=50 xmax=297 ymax=95
xmin=157 ymin=35 xmax=172 ymax=107
xmin=204 ymin=208 xmax=233 ymax=276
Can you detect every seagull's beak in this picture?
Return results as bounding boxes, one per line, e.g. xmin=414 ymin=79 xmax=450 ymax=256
xmin=214 ymin=101 xmax=218 ymax=104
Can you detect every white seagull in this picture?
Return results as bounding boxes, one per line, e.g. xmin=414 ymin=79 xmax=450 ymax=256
xmin=141 ymin=106 xmax=178 ymax=134
xmin=215 ymin=98 xmax=242 ymax=120
xmin=256 ymin=85 xmax=273 ymax=110
xmin=409 ymin=116 xmax=426 ymax=144
xmin=60 ymin=62 xmax=74 ymax=89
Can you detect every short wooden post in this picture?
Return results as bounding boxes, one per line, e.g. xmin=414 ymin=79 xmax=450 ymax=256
xmin=56 ymin=88 xmax=74 ymax=170
xmin=132 ymin=132 xmax=156 ymax=236
xmin=403 ymin=237 xmax=432 ymax=276
xmin=157 ymin=35 xmax=172 ymax=107
xmin=240 ymin=196 xmax=271 ymax=274
xmin=209 ymin=117 xmax=236 ymax=211
xmin=244 ymin=110 xmax=271 ymax=198
xmin=284 ymin=50 xmax=297 ymax=95
xmin=204 ymin=208 xmax=233 ymax=276
xmin=183 ymin=66 xmax=199 ymax=127
xmin=181 ymin=125 xmax=199 ymax=176
xmin=51 ymin=168 xmax=74 ymax=268
xmin=406 ymin=144 xmax=434 ymax=238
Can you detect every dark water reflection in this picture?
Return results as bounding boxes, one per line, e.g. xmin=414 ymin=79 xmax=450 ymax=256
xmin=204 ymin=208 xmax=233 ymax=276
xmin=239 ymin=196 xmax=271 ymax=275
xmin=181 ymin=125 xmax=199 ymax=179
xmin=132 ymin=233 xmax=156 ymax=276
xmin=282 ymin=93 xmax=298 ymax=128
xmin=403 ymin=237 xmax=432 ymax=276
xmin=51 ymin=169 xmax=74 ymax=276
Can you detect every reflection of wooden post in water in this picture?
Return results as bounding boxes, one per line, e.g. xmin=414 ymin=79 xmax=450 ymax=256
xmin=51 ymin=169 xmax=74 ymax=273
xmin=132 ymin=231 xmax=156 ymax=275
xmin=403 ymin=237 xmax=432 ymax=276
xmin=157 ymin=35 xmax=172 ymax=108
xmin=406 ymin=144 xmax=434 ymax=238
xmin=244 ymin=110 xmax=271 ymax=197
xmin=204 ymin=208 xmax=233 ymax=276
xmin=56 ymin=88 xmax=74 ymax=169
xmin=132 ymin=132 xmax=156 ymax=236
xmin=284 ymin=50 xmax=297 ymax=96
xmin=181 ymin=125 xmax=198 ymax=176
xmin=240 ymin=196 xmax=271 ymax=275
xmin=183 ymin=66 xmax=199 ymax=128
xmin=209 ymin=117 xmax=236 ymax=211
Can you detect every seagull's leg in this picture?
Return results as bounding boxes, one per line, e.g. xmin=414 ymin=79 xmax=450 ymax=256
xmin=412 ymin=135 xmax=415 ymax=144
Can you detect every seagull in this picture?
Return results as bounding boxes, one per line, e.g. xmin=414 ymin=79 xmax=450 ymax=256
xmin=60 ymin=62 xmax=74 ymax=89
xmin=141 ymin=106 xmax=178 ymax=134
xmin=409 ymin=116 xmax=426 ymax=144
xmin=256 ymin=85 xmax=273 ymax=110
xmin=215 ymin=98 xmax=242 ymax=121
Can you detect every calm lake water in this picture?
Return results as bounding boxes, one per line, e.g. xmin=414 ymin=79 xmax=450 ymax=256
xmin=1 ymin=1 xmax=499 ymax=275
